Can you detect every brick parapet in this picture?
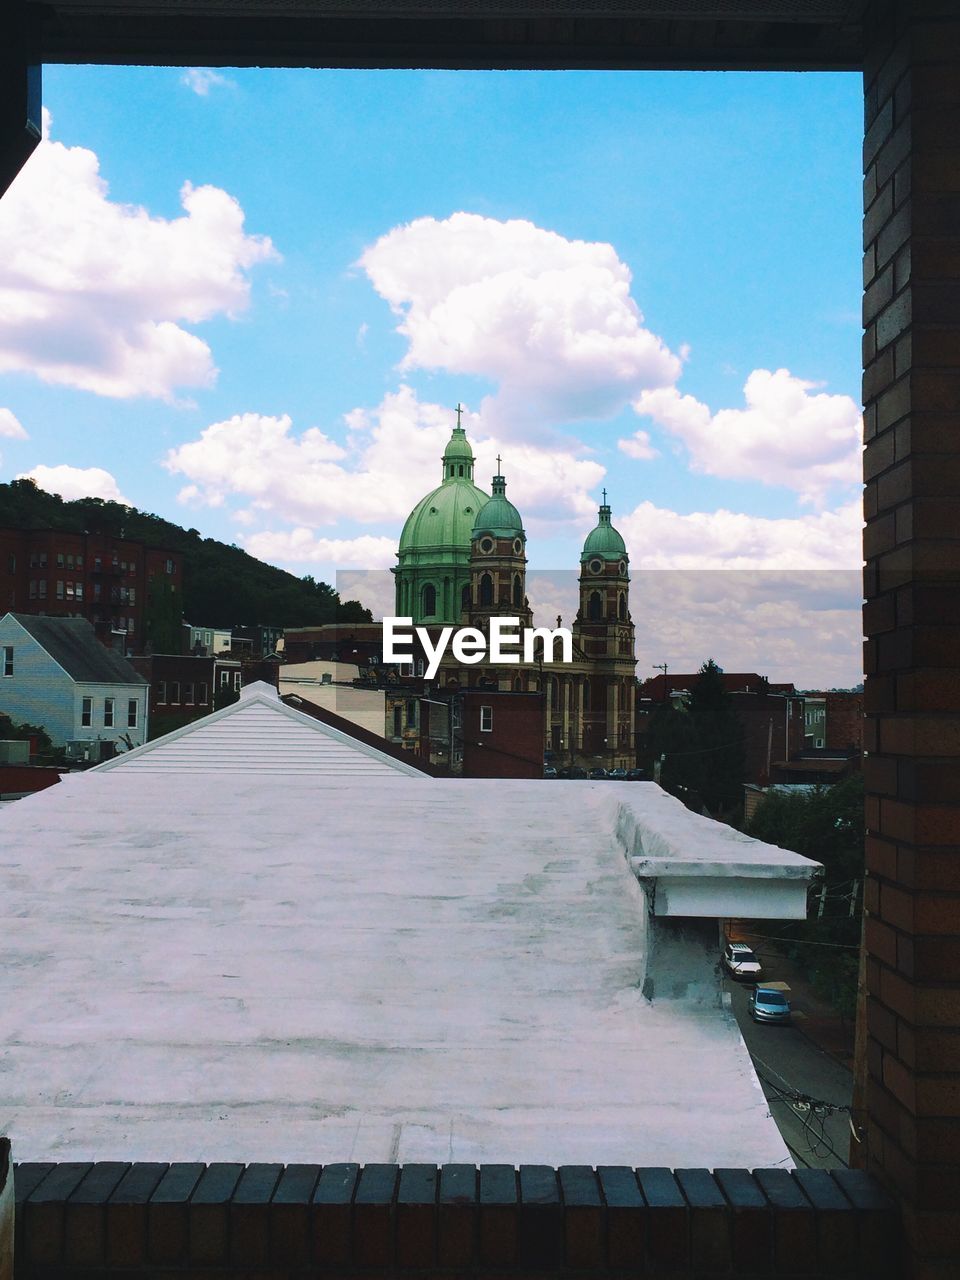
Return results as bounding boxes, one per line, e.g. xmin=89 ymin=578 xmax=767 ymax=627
xmin=12 ymin=1160 xmax=899 ymax=1278
xmin=860 ymin=1 xmax=960 ymax=1271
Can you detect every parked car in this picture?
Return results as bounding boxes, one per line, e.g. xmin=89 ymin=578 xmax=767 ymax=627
xmin=722 ymin=941 xmax=763 ymax=982
xmin=589 ymin=767 xmax=608 ymax=780
xmin=543 ymin=765 xmax=558 ymax=779
xmin=748 ymin=987 xmax=791 ymax=1024
xmin=568 ymin=765 xmax=588 ymax=779
xmin=625 ymin=768 xmax=647 ymax=781
xmin=607 ymin=767 xmax=628 ymax=780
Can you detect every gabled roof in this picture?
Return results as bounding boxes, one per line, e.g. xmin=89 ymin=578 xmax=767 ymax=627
xmin=3 ymin=613 xmax=147 ymax=686
xmin=95 ymin=680 xmax=428 ymax=777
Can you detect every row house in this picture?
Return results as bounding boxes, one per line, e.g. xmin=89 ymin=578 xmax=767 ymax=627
xmin=131 ymin=653 xmax=245 ymax=738
xmin=0 ymin=527 xmax=181 ymax=653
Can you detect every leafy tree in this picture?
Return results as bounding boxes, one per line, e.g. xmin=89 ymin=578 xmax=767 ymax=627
xmin=144 ymin=573 xmax=183 ymax=653
xmin=647 ymin=658 xmax=745 ymax=817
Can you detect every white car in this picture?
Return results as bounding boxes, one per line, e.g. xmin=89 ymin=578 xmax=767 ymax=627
xmin=722 ymin=941 xmax=763 ymax=982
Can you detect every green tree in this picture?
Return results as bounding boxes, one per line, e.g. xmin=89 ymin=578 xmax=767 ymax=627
xmin=144 ymin=573 xmax=184 ymax=653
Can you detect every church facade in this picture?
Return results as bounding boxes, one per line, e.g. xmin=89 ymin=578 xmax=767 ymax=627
xmin=392 ymin=419 xmax=637 ymax=771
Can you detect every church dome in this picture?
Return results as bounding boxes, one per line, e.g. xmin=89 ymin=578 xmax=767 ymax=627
xmin=398 ymin=423 xmax=489 ymax=554
xmin=581 ymin=499 xmax=627 ymax=562
xmin=472 ymin=473 xmax=524 ymax=540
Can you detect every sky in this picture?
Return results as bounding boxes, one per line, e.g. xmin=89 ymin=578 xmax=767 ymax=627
xmin=0 ymin=66 xmax=865 ymax=684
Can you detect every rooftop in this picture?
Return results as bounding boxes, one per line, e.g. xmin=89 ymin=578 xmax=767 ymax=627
xmin=2 ymin=613 xmax=147 ymax=686
xmin=0 ymin=756 xmax=817 ymax=1167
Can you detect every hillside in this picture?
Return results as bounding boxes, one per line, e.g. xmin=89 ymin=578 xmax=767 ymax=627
xmin=0 ymin=479 xmax=372 ymax=629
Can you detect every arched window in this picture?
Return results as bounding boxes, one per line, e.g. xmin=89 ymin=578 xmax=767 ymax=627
xmin=588 ymin=590 xmax=603 ymax=621
xmin=458 ymin=464 xmax=464 ymax=476
xmin=422 ymin=583 xmax=436 ymax=616
xmin=514 ymin=676 xmax=522 ymax=692
xmin=618 ymin=592 xmax=627 ymax=621
xmin=461 ymin=583 xmax=471 ymax=611
xmin=480 ymin=573 xmax=493 ymax=605
xmin=512 ymin=573 xmax=522 ymax=607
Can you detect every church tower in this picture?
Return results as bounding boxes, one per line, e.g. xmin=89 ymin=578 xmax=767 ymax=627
xmin=392 ymin=412 xmax=489 ymax=625
xmin=572 ymin=494 xmax=636 ymax=766
xmin=466 ymin=463 xmax=532 ymax=630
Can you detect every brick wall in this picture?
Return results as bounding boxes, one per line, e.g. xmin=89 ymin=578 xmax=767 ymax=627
xmin=12 ymin=1161 xmax=898 ymax=1278
xmin=859 ymin=1 xmax=960 ymax=1276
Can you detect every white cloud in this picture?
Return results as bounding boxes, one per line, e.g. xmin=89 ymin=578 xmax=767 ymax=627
xmin=0 ymin=110 xmax=277 ymax=400
xmin=0 ymin=408 xmax=27 ymax=439
xmin=617 ymin=429 xmax=657 ymax=461
xmin=164 ymin=386 xmax=605 ymax=532
xmin=18 ymin=463 xmax=131 ymax=504
xmin=619 ymin=497 xmax=863 ymax=570
xmin=243 ymin=529 xmax=397 ymax=569
xmin=359 ymin=213 xmax=681 ymax=434
xmin=181 ymin=68 xmax=235 ymax=96
xmin=630 ymin=368 xmax=862 ymax=506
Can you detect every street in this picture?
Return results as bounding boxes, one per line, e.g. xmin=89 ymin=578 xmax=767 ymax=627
xmin=725 ymin=975 xmax=855 ymax=1170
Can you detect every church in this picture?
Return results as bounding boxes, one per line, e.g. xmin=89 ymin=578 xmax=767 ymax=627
xmin=392 ymin=416 xmax=637 ymax=771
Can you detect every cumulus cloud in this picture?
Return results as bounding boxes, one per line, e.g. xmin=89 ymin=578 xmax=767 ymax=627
xmin=0 ymin=408 xmax=27 ymax=439
xmin=164 ymin=385 xmax=604 ymax=532
xmin=617 ymin=429 xmax=657 ymax=461
xmin=18 ymin=463 xmax=130 ymax=504
xmin=181 ymin=68 xmax=236 ymax=96
xmin=243 ymin=530 xmax=397 ymax=568
xmin=359 ymin=213 xmax=681 ymax=434
xmin=618 ymin=497 xmax=863 ymax=570
xmin=0 ymin=110 xmax=277 ymax=400
xmin=630 ymin=368 xmax=862 ymax=506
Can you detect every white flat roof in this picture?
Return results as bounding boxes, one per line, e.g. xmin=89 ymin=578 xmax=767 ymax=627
xmin=0 ymin=775 xmax=810 ymax=1167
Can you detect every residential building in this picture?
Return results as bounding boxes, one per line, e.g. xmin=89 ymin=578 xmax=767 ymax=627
xmin=0 ymin=527 xmax=181 ymax=652
xmin=129 ymin=653 xmax=215 ymax=737
xmin=279 ymin=660 xmax=386 ymax=738
xmin=182 ymin=622 xmax=232 ymax=656
xmin=401 ymin=687 xmax=545 ymax=777
xmin=282 ymin=622 xmax=384 ymax=665
xmin=0 ymin=613 xmax=148 ymax=751
xmin=233 ymin=623 xmax=284 ymax=657
xmin=802 ymin=689 xmax=864 ymax=753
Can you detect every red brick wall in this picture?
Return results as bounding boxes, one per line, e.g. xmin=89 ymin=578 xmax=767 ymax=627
xmin=461 ymin=692 xmax=543 ymax=778
xmin=859 ymin=2 xmax=960 ymax=1275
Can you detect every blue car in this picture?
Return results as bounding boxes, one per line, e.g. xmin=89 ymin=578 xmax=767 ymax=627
xmin=748 ymin=987 xmax=791 ymax=1024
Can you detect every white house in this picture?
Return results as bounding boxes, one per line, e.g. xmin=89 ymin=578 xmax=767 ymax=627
xmin=0 ymin=613 xmax=149 ymax=752
xmin=0 ymin=682 xmax=820 ymax=1167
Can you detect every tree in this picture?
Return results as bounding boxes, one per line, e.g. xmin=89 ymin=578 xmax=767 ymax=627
xmin=144 ymin=573 xmax=183 ymax=653
xmin=647 ymin=658 xmax=745 ymax=817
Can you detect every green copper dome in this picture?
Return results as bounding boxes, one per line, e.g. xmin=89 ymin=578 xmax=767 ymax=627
xmin=472 ymin=473 xmax=524 ymax=540
xmin=397 ymin=423 xmax=489 ymax=553
xmin=581 ymin=500 xmax=627 ymax=562
xmin=399 ymin=477 xmax=490 ymax=552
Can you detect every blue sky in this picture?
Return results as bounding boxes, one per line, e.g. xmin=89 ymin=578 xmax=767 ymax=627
xmin=0 ymin=67 xmax=865 ymax=681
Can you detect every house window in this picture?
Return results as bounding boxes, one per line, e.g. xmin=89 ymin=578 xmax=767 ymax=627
xmin=104 ymin=697 xmax=115 ymax=728
xmin=407 ymin=700 xmax=417 ymax=728
xmin=128 ymin=587 xmax=136 ymax=605
xmin=416 ymin=658 xmax=425 ymax=678
xmin=75 ymin=583 xmax=84 ymax=601
xmin=156 ymin=680 xmax=167 ymax=703
xmin=169 ymin=681 xmax=181 ymax=704
xmin=184 ymin=682 xmax=194 ymax=704
xmin=56 ymin=580 xmax=64 ymax=599
xmin=2 ymin=645 xmax=12 ymax=677
xmin=816 ymin=738 xmax=824 ymax=748
xmin=233 ymin=671 xmax=242 ymax=691
xmin=393 ymin=705 xmax=402 ymax=737
xmin=66 ymin=554 xmax=74 ymax=568
xmin=81 ymin=696 xmax=92 ymax=726
xmin=480 ymin=705 xmax=493 ymax=732
xmin=65 ymin=582 xmax=74 ymax=598
xmin=165 ymin=558 xmax=174 ymax=574
xmin=56 ymin=552 xmax=64 ymax=568
xmin=197 ymin=682 xmax=208 ymax=704
xmin=38 ymin=580 xmax=46 ymax=599
xmin=219 ymin=669 xmax=229 ymax=687
xmin=127 ymin=699 xmax=138 ymax=728
xmin=76 ymin=554 xmax=83 ymax=568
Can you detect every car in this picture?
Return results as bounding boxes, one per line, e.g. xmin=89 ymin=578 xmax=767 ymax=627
xmin=625 ymin=768 xmax=647 ymax=781
xmin=722 ymin=941 xmax=763 ymax=982
xmin=543 ymin=765 xmax=558 ymax=778
xmin=568 ymin=765 xmax=588 ymax=779
xmin=749 ymin=987 xmax=791 ymax=1024
xmin=589 ymin=767 xmax=608 ymax=779
xmin=607 ymin=767 xmax=628 ymax=780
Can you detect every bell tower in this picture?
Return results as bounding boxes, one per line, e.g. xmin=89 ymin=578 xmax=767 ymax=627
xmin=465 ymin=461 xmax=532 ymax=629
